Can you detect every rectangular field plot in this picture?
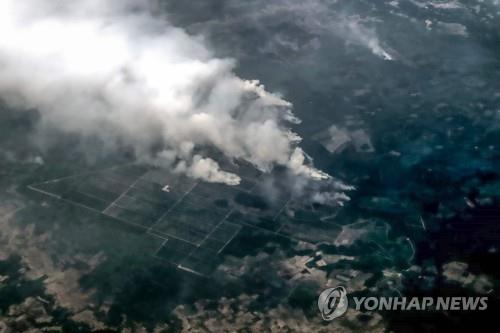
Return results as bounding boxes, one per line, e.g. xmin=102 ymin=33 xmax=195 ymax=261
xmin=109 ymin=194 xmax=167 ymax=220
xmin=71 ymin=180 xmax=123 ymax=203
xmin=155 ymin=238 xmax=223 ymax=276
xmin=30 ymin=177 xmax=82 ymax=198
xmin=153 ymin=221 xmax=243 ymax=276
xmin=86 ymin=174 xmax=133 ymax=195
xmin=226 ymin=210 xmax=283 ymax=232
xmin=155 ymin=238 xmax=197 ymax=265
xmin=149 ymin=201 xmax=228 ymax=245
xmin=100 ymin=165 xmax=149 ymax=185
xmin=60 ymin=190 xmax=109 ymax=211
xmin=196 ymin=238 xmax=226 ymax=253
xmin=130 ymin=179 xmax=180 ymax=203
xmin=195 ymin=221 xmax=242 ymax=253
xmin=103 ymin=204 xmax=156 ymax=228
xmin=209 ymin=222 xmax=241 ymax=243
xmin=30 ymin=164 xmax=147 ymax=202
xmin=179 ymin=246 xmax=221 ymax=276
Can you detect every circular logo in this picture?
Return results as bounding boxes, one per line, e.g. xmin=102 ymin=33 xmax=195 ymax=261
xmin=318 ymin=286 xmax=348 ymax=321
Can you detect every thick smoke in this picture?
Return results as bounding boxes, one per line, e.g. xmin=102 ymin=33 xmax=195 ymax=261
xmin=0 ymin=0 xmax=329 ymax=185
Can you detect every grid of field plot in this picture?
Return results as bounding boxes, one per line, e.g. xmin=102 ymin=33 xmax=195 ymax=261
xmin=29 ymin=164 xmax=261 ymax=276
xmin=29 ymin=164 xmax=339 ymax=276
xmin=30 ymin=165 xmax=149 ymax=213
xmin=154 ymin=221 xmax=242 ymax=276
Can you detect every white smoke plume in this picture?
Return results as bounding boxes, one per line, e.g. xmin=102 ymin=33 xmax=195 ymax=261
xmin=0 ymin=0 xmax=329 ymax=185
xmin=210 ymin=0 xmax=394 ymax=61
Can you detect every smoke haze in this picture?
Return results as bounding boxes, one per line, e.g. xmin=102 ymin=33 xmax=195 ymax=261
xmin=0 ymin=0 xmax=330 ymax=185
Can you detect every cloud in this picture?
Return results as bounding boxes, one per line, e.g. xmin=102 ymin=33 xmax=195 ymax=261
xmin=0 ymin=0 xmax=329 ymax=185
